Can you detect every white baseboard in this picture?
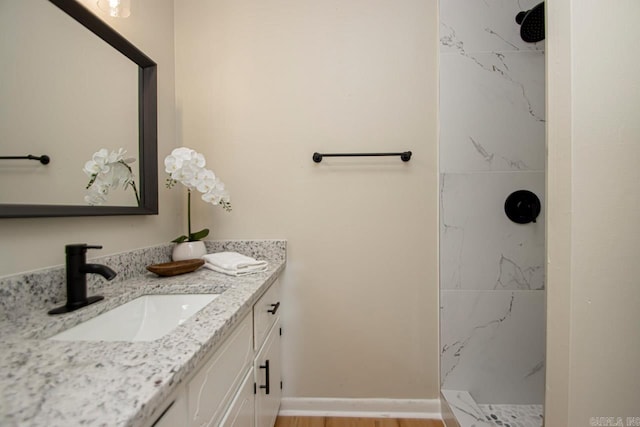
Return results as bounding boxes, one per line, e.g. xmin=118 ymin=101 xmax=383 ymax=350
xmin=279 ymin=397 xmax=442 ymax=419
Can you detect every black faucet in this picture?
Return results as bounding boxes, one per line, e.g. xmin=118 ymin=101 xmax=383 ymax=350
xmin=48 ymin=244 xmax=117 ymax=315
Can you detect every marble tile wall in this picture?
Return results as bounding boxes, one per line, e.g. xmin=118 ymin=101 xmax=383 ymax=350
xmin=439 ymin=0 xmax=546 ymax=404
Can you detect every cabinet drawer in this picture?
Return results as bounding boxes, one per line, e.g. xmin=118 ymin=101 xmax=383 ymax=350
xmin=253 ymin=279 xmax=281 ymax=350
xmin=187 ymin=314 xmax=253 ymax=427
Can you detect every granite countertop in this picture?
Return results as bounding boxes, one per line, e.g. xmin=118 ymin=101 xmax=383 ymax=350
xmin=0 ymin=240 xmax=285 ymax=427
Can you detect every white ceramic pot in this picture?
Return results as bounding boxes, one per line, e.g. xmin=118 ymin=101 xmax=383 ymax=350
xmin=172 ymin=241 xmax=207 ymax=261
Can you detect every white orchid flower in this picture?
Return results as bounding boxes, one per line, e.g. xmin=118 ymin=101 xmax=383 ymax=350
xmin=84 ymin=148 xmax=139 ymax=206
xmin=83 ymin=160 xmax=100 ymax=176
xmin=194 ymin=169 xmax=216 ymax=193
xmin=192 ymin=152 xmax=206 ymax=168
xmin=163 ymin=147 xmax=231 ymax=243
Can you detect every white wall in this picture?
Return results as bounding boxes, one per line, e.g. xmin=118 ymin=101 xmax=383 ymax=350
xmin=546 ymin=0 xmax=640 ymax=425
xmin=175 ymin=0 xmax=440 ymax=399
xmin=0 ymin=0 xmax=182 ymax=276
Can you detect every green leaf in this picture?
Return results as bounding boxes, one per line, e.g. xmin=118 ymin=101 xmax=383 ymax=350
xmin=171 ymin=235 xmax=188 ymax=243
xmin=189 ymin=228 xmax=209 ymax=241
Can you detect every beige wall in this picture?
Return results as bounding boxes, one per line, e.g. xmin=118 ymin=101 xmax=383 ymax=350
xmin=175 ymin=0 xmax=439 ymax=398
xmin=0 ymin=0 xmax=182 ymax=276
xmin=546 ymin=0 xmax=640 ymax=425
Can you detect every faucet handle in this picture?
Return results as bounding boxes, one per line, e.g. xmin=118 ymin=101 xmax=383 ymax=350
xmin=65 ymin=244 xmax=103 ymax=254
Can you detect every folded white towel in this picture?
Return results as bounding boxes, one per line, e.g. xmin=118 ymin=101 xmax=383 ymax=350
xmin=202 ymin=252 xmax=268 ymax=276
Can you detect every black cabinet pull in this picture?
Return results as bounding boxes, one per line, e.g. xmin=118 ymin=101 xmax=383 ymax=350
xmin=268 ymin=302 xmax=280 ymax=315
xmin=259 ymin=360 xmax=270 ymax=395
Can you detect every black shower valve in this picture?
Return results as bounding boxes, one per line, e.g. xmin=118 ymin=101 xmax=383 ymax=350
xmin=505 ymin=190 xmax=541 ymax=224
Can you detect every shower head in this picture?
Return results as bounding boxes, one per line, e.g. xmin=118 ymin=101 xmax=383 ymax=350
xmin=515 ymin=2 xmax=545 ymax=43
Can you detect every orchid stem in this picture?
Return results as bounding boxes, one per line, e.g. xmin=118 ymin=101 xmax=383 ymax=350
xmin=187 ymin=190 xmax=192 ymax=240
xmin=131 ymin=182 xmax=140 ymax=205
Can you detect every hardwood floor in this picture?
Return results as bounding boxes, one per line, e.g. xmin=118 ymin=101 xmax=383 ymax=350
xmin=275 ymin=417 xmax=444 ymax=427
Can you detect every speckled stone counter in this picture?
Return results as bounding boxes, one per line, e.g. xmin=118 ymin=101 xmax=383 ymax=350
xmin=0 ymin=240 xmax=286 ymax=427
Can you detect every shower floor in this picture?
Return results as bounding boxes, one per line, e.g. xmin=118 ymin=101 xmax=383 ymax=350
xmin=442 ymin=390 xmax=543 ymax=427
xmin=477 ymin=404 xmax=543 ymax=427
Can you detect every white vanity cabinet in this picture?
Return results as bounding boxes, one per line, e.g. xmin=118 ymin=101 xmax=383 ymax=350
xmin=148 ymin=389 xmax=188 ymax=427
xmin=253 ymin=279 xmax=282 ymax=427
xmin=254 ymin=319 xmax=282 ymax=427
xmin=219 ymin=368 xmax=256 ymax=427
xmin=253 ymin=279 xmax=281 ymax=350
xmin=187 ymin=314 xmax=254 ymax=426
xmin=148 ymin=278 xmax=282 ymax=427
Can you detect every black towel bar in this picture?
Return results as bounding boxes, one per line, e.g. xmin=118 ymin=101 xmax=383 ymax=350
xmin=0 ymin=155 xmax=50 ymax=165
xmin=312 ymin=151 xmax=411 ymax=163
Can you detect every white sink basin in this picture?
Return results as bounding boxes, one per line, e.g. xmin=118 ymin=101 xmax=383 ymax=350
xmin=49 ymin=294 xmax=219 ymax=342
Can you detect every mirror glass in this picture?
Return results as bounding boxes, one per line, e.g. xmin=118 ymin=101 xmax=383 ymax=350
xmin=0 ymin=0 xmax=157 ymax=217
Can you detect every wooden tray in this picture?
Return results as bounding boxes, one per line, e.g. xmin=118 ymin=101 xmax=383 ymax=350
xmin=146 ymin=259 xmax=205 ymax=277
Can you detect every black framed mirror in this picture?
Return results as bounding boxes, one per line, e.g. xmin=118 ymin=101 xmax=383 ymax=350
xmin=0 ymin=0 xmax=157 ymax=217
